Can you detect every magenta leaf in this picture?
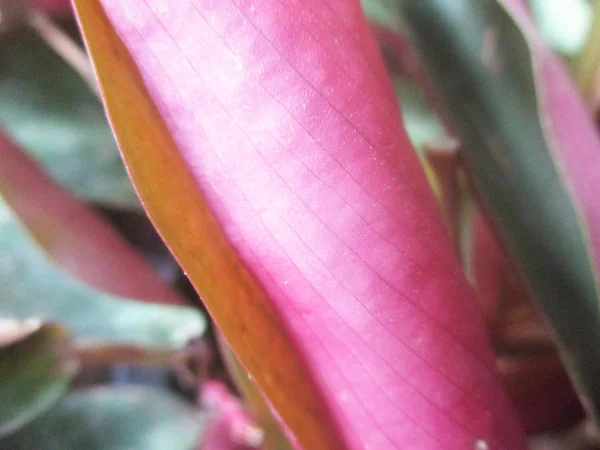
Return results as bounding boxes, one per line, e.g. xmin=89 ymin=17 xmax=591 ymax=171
xmin=75 ymin=1 xmax=527 ymax=447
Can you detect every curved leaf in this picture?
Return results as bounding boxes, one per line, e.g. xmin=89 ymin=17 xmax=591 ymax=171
xmin=0 ymin=322 xmax=77 ymax=437
xmin=424 ymin=146 xmax=583 ymax=432
xmin=0 ymin=22 xmax=137 ymax=207
xmin=0 ymin=199 xmax=204 ymax=348
xmin=0 ymin=128 xmax=181 ymax=304
xmin=0 ymin=120 xmax=204 ymax=347
xmin=1 ymin=386 xmax=203 ymax=450
xmin=399 ymin=0 xmax=600 ymax=422
xmin=75 ymin=1 xmax=526 ymax=448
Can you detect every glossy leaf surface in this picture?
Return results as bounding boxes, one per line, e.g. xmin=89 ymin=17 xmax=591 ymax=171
xmin=75 ymin=1 xmax=526 ymax=448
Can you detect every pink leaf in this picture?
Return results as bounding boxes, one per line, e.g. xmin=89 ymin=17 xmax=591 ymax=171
xmin=76 ymin=1 xmax=527 ymax=447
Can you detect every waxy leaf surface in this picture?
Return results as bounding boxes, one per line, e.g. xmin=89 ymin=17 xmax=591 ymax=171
xmin=75 ymin=1 xmax=526 ymax=448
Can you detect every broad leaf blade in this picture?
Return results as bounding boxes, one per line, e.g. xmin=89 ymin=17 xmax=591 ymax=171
xmin=75 ymin=1 xmax=526 ymax=448
xmin=1 ymin=386 xmax=203 ymax=450
xmin=399 ymin=0 xmax=600 ymax=422
xmin=75 ymin=4 xmax=346 ymax=448
xmin=0 ymin=323 xmax=77 ymax=437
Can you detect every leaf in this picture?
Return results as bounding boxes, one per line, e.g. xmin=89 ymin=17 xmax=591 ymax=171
xmin=0 ymin=22 xmax=137 ymax=208
xmin=399 ymin=0 xmax=600 ymax=424
xmin=467 ymin=211 xmax=582 ymax=433
xmin=0 ymin=322 xmax=78 ymax=437
xmin=425 ymin=144 xmax=583 ymax=432
xmin=0 ymin=127 xmax=183 ymax=304
xmin=0 ymin=199 xmax=205 ymax=348
xmin=74 ymin=1 xmax=526 ymax=449
xmin=1 ymin=386 xmax=204 ymax=450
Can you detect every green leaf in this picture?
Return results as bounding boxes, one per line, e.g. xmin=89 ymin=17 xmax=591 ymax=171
xmin=0 ymin=22 xmax=138 ymax=208
xmin=399 ymin=0 xmax=600 ymax=422
xmin=0 ymin=199 xmax=205 ymax=348
xmin=1 ymin=386 xmax=204 ymax=450
xmin=0 ymin=322 xmax=78 ymax=437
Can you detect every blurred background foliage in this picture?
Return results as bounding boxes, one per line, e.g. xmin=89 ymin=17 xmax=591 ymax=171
xmin=0 ymin=0 xmax=599 ymax=448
